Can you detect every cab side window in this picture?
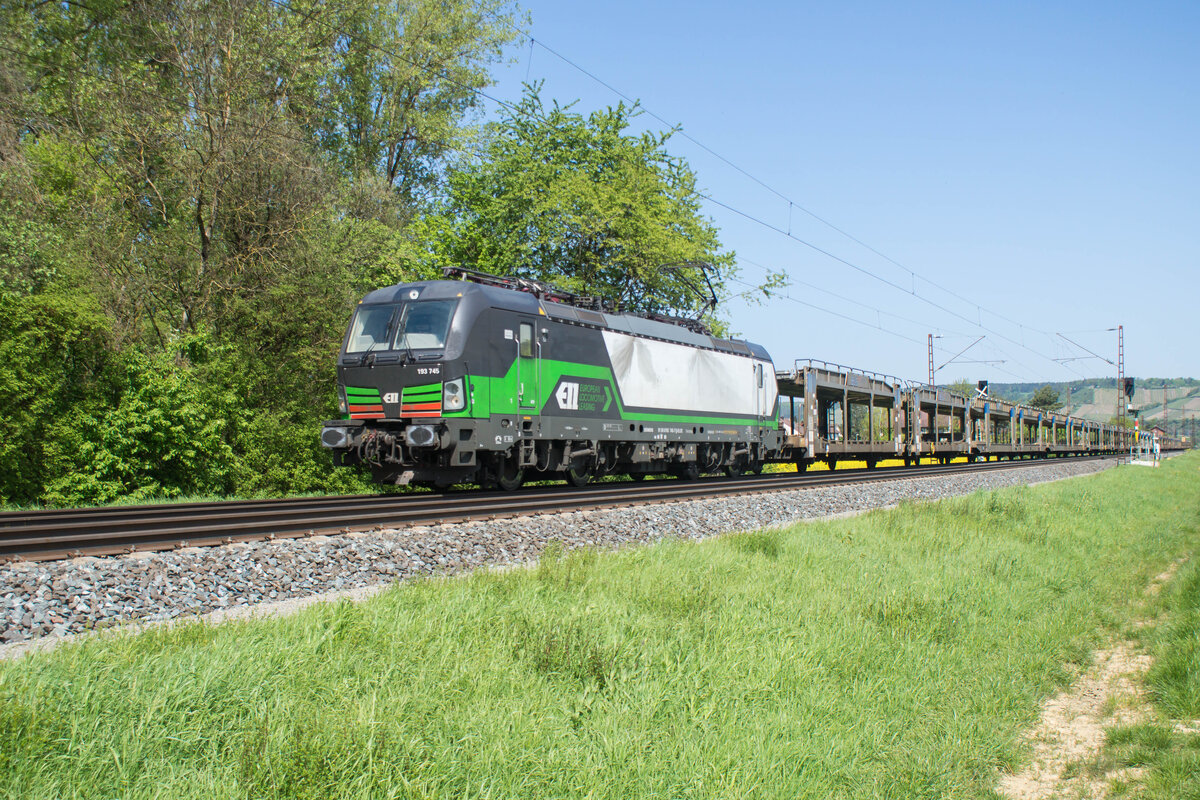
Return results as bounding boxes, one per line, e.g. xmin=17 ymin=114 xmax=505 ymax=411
xmin=519 ymin=322 xmax=533 ymax=358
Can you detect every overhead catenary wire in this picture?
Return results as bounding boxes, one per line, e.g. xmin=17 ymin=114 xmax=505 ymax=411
xmin=936 ymin=336 xmax=985 ymax=373
xmin=727 ymin=277 xmax=924 ymax=345
xmin=501 ymin=23 xmax=1062 ymax=336
xmin=259 ymin=2 xmax=1080 ymax=378
xmin=706 ymin=193 xmax=1087 ymax=379
xmin=737 ymin=257 xmax=970 ymax=338
xmin=1057 ymin=333 xmax=1117 ymax=367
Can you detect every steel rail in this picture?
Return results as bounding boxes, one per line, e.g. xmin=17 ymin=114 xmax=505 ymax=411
xmin=0 ymin=456 xmax=1112 ymax=563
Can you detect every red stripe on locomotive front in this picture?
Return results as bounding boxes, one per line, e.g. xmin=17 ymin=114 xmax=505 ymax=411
xmin=401 ymin=402 xmax=442 ymax=411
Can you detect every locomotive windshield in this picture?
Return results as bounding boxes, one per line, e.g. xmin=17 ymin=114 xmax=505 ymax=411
xmin=344 ymin=300 xmax=458 ymax=353
xmin=394 ymin=300 xmax=456 ymax=350
xmin=345 ymin=305 xmax=394 ymax=353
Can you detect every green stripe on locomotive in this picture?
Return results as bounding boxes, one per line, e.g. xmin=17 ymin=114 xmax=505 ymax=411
xmin=401 ymin=383 xmax=442 ymax=402
xmin=446 ymin=358 xmax=778 ymax=428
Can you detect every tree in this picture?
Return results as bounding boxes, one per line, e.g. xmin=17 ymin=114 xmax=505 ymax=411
xmin=315 ymin=0 xmax=519 ymax=204
xmin=421 ymin=86 xmax=784 ymax=326
xmin=2 ymin=0 xmax=520 ymax=339
xmin=0 ymin=0 xmax=522 ymax=504
xmin=1029 ymin=385 xmax=1064 ymax=411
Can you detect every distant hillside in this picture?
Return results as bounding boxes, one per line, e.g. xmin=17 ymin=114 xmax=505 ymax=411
xmin=980 ymin=378 xmax=1200 ymax=435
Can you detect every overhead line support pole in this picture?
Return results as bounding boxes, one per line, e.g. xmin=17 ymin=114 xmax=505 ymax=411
xmin=1117 ymin=325 xmax=1125 ymax=460
xmin=928 ymin=334 xmax=936 ymax=447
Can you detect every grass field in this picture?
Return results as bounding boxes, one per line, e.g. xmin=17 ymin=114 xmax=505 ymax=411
xmin=1089 ymin=535 xmax=1200 ymax=799
xmin=2 ymin=453 xmax=1198 ymax=799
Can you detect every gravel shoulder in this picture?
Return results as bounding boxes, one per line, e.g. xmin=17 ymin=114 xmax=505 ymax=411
xmin=1 ymin=459 xmax=1114 ymax=660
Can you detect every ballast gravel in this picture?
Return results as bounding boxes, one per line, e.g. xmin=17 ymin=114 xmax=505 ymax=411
xmin=0 ymin=459 xmax=1114 ymax=650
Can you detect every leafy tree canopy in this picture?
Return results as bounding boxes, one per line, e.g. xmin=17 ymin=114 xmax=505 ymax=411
xmin=1029 ymin=385 xmax=1064 ymax=411
xmin=416 ymin=85 xmax=784 ymax=328
xmin=0 ymin=0 xmax=519 ymax=339
xmin=947 ymin=379 xmax=974 ymax=396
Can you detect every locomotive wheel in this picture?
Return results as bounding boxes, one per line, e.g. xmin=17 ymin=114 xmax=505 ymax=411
xmin=628 ymin=472 xmax=646 ymax=481
xmin=565 ymin=464 xmax=592 ymax=487
xmin=496 ymin=458 xmax=524 ymax=492
xmin=723 ymin=463 xmax=744 ymax=478
xmin=795 ymin=460 xmax=808 ymax=473
xmin=675 ymin=461 xmax=700 ymax=481
xmin=749 ymin=460 xmax=763 ymax=475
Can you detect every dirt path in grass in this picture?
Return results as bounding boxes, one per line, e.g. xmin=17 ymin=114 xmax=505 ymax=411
xmin=997 ymin=559 xmax=1186 ymax=800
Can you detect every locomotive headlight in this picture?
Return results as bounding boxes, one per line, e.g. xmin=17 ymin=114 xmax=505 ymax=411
xmin=443 ymin=378 xmax=465 ymax=411
xmin=337 ymin=387 xmax=348 ymax=415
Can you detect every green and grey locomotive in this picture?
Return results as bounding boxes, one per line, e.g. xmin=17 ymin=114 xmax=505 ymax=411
xmin=320 ymin=269 xmax=781 ymax=489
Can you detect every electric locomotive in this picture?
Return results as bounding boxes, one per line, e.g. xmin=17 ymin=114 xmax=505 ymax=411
xmin=320 ymin=268 xmax=780 ymax=489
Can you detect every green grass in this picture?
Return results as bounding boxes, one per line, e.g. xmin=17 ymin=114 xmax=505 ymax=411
xmin=1149 ymin=557 xmax=1200 ymax=719
xmin=2 ymin=453 xmax=1199 ymax=799
xmin=1096 ymin=722 xmax=1200 ymax=799
xmin=1096 ymin=539 xmax=1200 ymax=799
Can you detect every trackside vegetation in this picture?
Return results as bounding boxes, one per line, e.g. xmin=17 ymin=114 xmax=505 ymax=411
xmin=1089 ymin=528 xmax=1200 ymax=798
xmin=2 ymin=455 xmax=1198 ymax=799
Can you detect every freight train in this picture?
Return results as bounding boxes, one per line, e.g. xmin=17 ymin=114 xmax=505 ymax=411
xmin=320 ymin=268 xmax=1182 ymax=489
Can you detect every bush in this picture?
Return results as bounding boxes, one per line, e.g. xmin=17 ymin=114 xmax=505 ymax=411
xmin=41 ymin=348 xmax=239 ymax=506
xmin=0 ymin=292 xmax=116 ymax=505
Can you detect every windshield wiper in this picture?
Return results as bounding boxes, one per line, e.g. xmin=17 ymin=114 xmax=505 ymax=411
xmin=360 ymin=310 xmax=398 ymax=367
xmin=394 ymin=305 xmax=415 ymax=366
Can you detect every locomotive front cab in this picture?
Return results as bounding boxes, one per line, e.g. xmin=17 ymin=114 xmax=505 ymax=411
xmin=320 ymin=280 xmax=480 ymax=485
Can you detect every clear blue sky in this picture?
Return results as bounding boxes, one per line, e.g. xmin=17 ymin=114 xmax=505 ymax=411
xmin=486 ymin=0 xmax=1198 ymax=385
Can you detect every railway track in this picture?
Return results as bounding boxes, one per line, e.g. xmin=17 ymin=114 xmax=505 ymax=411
xmin=0 ymin=455 xmax=1112 ymax=562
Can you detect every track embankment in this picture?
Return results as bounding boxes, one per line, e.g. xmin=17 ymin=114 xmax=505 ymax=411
xmin=1 ymin=457 xmax=1114 ymax=651
xmin=2 ymin=457 xmax=1110 ymax=562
